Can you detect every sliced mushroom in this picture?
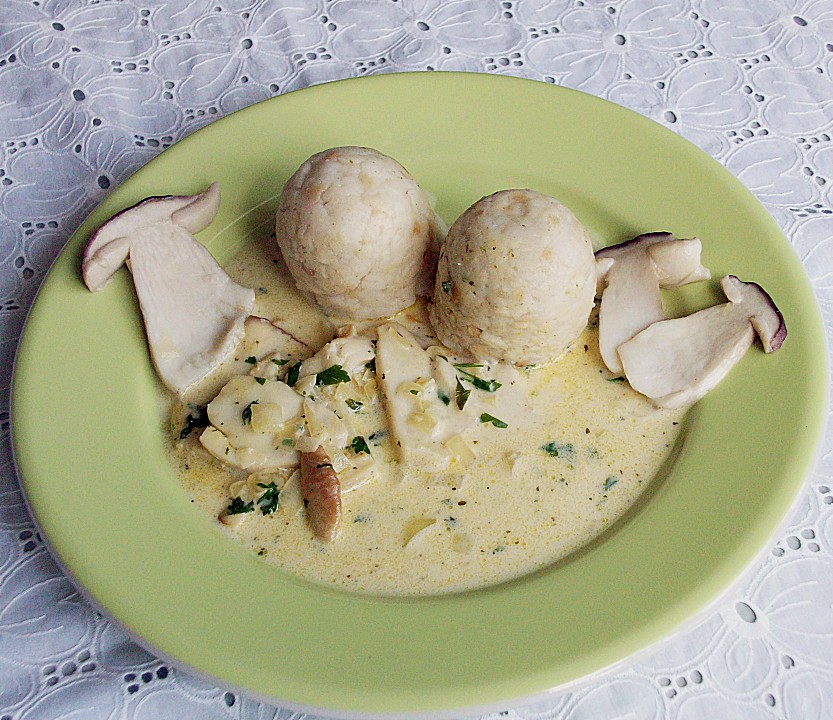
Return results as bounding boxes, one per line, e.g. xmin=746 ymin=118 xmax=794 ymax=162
xmin=595 ymin=232 xmax=711 ymax=374
xmin=81 ymin=183 xmax=256 ymax=394
xmin=199 ymin=375 xmax=303 ymax=471
xmin=618 ymin=275 xmax=786 ymax=408
xmin=376 ymin=323 xmax=478 ymax=472
xmin=299 ymin=446 xmax=342 ymax=542
xmin=243 ymin=316 xmax=311 ymax=379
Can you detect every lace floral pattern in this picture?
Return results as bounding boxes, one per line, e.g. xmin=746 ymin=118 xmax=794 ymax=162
xmin=2 ymin=1 xmax=833 ymax=718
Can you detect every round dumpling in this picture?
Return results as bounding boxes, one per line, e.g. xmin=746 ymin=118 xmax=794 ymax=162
xmin=429 ymin=189 xmax=596 ymax=364
xmin=276 ymin=146 xmax=444 ymax=320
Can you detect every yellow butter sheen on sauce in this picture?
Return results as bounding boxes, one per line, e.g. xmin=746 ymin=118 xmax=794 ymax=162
xmin=163 ymin=239 xmax=687 ymax=596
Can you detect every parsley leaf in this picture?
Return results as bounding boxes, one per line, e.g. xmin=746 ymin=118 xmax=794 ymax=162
xmin=241 ymin=400 xmax=259 ymax=425
xmin=350 ymin=436 xmax=371 ymax=455
xmin=479 ymin=413 xmax=508 ymax=428
xmin=227 ymin=497 xmax=254 ymax=515
xmin=179 ymin=405 xmax=208 ymax=439
xmin=441 ymin=280 xmax=453 ymax=294
xmin=542 ymin=441 xmax=576 ymax=460
xmin=455 ymin=379 xmax=471 ymax=410
xmin=285 ymin=360 xmax=302 ymax=386
xmin=244 ymin=356 xmax=257 ymax=364
xmin=543 ymin=442 xmax=559 ymax=457
xmin=345 ymin=398 xmax=363 ymax=411
xmin=256 ymin=482 xmax=280 ymax=515
xmin=607 ymin=376 xmax=625 ymax=383
xmin=455 ymin=366 xmax=501 ymax=392
xmin=437 ymin=389 xmax=451 ymax=406
xmin=272 ymin=358 xmax=289 ymax=366
xmin=254 ymin=376 xmax=266 ymax=385
xmin=365 ymin=358 xmax=376 ymax=373
xmin=316 ymin=364 xmax=350 ymax=386
xmin=604 ymin=476 xmax=619 ymax=491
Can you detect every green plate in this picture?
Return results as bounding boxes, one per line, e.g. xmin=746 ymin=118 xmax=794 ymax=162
xmin=12 ymin=72 xmax=827 ymax=717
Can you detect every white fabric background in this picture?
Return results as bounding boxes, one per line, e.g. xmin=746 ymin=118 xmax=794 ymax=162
xmin=2 ymin=1 xmax=833 ymax=718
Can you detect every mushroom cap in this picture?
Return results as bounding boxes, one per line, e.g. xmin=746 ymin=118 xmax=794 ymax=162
xmin=275 ymin=146 xmax=444 ymax=320
xmin=429 ymin=189 xmax=596 ymax=364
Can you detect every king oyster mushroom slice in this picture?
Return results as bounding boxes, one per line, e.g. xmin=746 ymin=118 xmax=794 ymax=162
xmin=618 ymin=275 xmax=786 ymax=409
xmin=595 ymin=232 xmax=711 ymax=375
xmin=81 ymin=183 xmax=256 ymax=395
xmin=243 ymin=316 xmax=311 ymax=379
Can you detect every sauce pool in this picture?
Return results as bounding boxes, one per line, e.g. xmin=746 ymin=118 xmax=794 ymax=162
xmin=163 ymin=239 xmax=687 ymax=595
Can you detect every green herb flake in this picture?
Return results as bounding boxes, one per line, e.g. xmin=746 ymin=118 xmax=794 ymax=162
xmin=479 ymin=413 xmax=508 ymax=428
xmin=607 ymin=376 xmax=625 ymax=383
xmin=281 ymin=438 xmax=294 ymax=447
xmin=244 ymin=356 xmax=257 ymax=365
xmin=456 ymin=366 xmax=501 ymax=392
xmin=272 ymin=358 xmax=289 ymax=366
xmin=256 ymin=482 xmax=280 ymax=515
xmin=350 ymin=436 xmax=371 ymax=455
xmin=365 ymin=358 xmax=376 ymax=373
xmin=368 ymin=429 xmax=387 ymax=446
xmin=226 ymin=496 xmax=254 ymax=515
xmin=543 ymin=442 xmax=560 ymax=457
xmin=254 ymin=376 xmax=266 ymax=385
xmin=453 ymin=362 xmax=484 ymax=369
xmin=285 ymin=360 xmax=302 ymax=386
xmin=316 ymin=364 xmax=351 ymax=386
xmin=437 ymin=389 xmax=451 ymax=406
xmin=441 ymin=280 xmax=453 ymax=294
xmin=345 ymin=399 xmax=363 ymax=411
xmin=179 ymin=405 xmax=208 ymax=439
xmin=455 ymin=379 xmax=471 ymax=410
xmin=604 ymin=476 xmax=619 ymax=491
xmin=409 ymin=388 xmax=419 ymax=395
xmin=241 ymin=400 xmax=259 ymax=425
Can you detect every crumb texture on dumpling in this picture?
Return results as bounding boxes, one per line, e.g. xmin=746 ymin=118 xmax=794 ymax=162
xmin=429 ymin=189 xmax=596 ymax=365
xmin=276 ymin=146 xmax=444 ymax=320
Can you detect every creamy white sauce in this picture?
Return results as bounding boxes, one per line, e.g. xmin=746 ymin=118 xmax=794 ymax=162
xmin=163 ymin=238 xmax=687 ymax=596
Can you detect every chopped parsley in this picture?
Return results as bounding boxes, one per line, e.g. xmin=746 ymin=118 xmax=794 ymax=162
xmin=455 ymin=366 xmax=501 ymax=392
xmin=272 ymin=358 xmax=289 ymax=366
xmin=607 ymin=376 xmax=625 ymax=383
xmin=604 ymin=476 xmax=619 ymax=491
xmin=455 ymin=378 xmax=471 ymax=410
xmin=543 ymin=441 xmax=575 ymax=459
xmin=256 ymin=482 xmax=280 ymax=515
xmin=437 ymin=389 xmax=451 ymax=406
xmin=178 ymin=405 xmax=208 ymax=439
xmin=441 ymin=280 xmax=453 ymax=294
xmin=365 ymin=358 xmax=376 ymax=373
xmin=254 ymin=376 xmax=266 ymax=385
xmin=285 ymin=360 xmax=302 ymax=386
xmin=543 ymin=441 xmax=560 ymax=457
xmin=244 ymin=356 xmax=257 ymax=364
xmin=350 ymin=435 xmax=371 ymax=455
xmin=345 ymin=398 xmax=363 ymax=411
xmin=409 ymin=388 xmax=419 ymax=395
xmin=226 ymin=497 xmax=254 ymax=515
xmin=241 ymin=400 xmax=259 ymax=425
xmin=479 ymin=412 xmax=508 ymax=428
xmin=316 ymin=364 xmax=351 ymax=386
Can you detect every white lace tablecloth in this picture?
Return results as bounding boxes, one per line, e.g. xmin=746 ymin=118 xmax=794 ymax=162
xmin=2 ymin=1 xmax=832 ymax=718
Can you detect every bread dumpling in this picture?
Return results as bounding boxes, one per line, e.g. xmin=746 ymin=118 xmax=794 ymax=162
xmin=429 ymin=189 xmax=596 ymax=365
xmin=276 ymin=146 xmax=445 ymax=320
